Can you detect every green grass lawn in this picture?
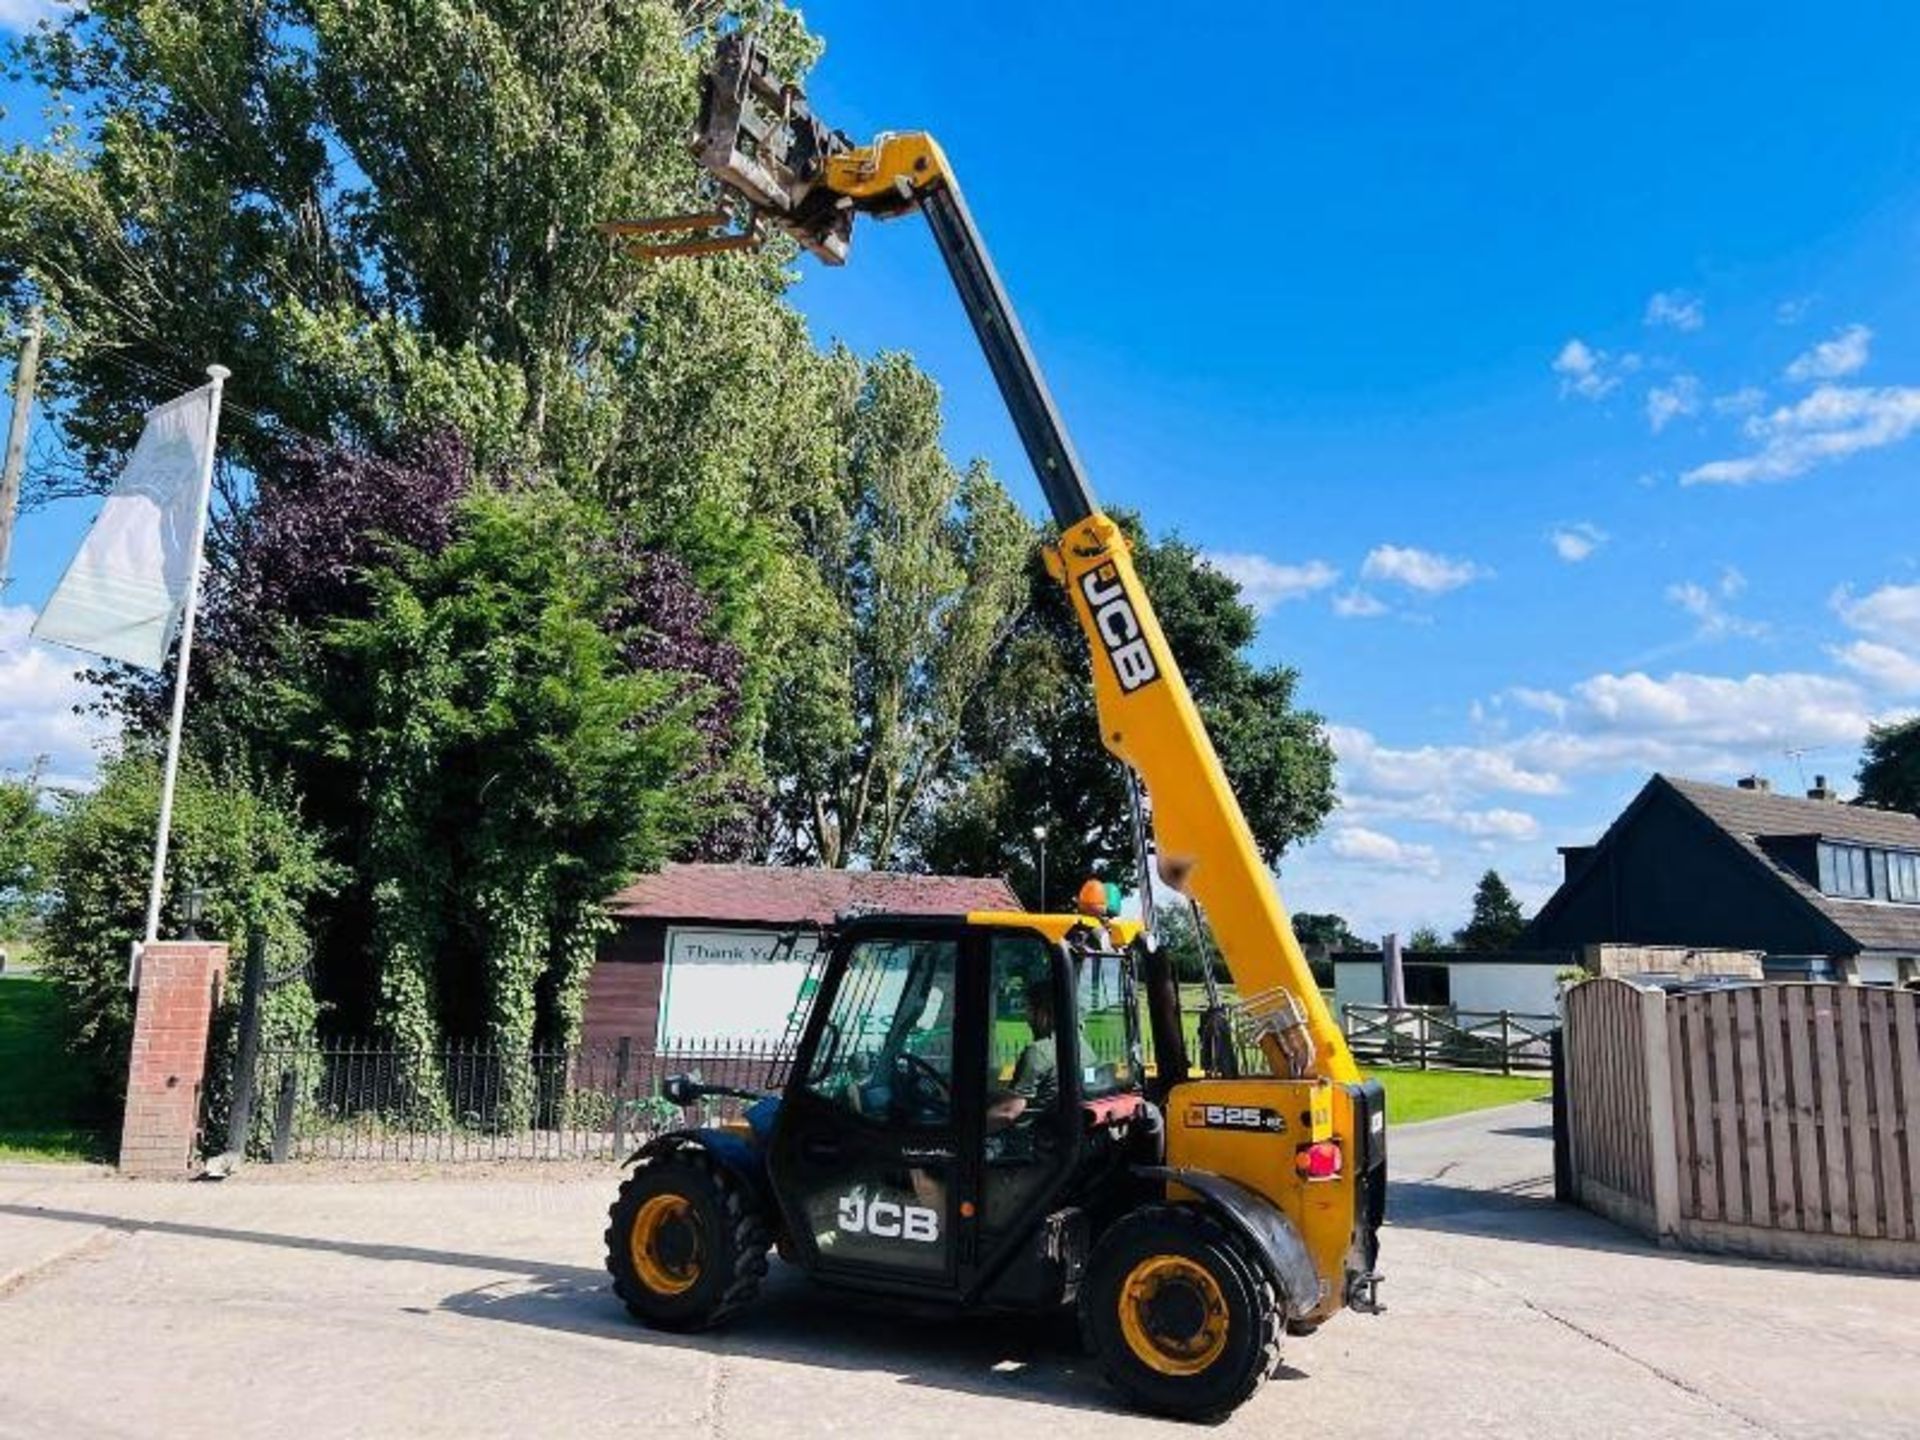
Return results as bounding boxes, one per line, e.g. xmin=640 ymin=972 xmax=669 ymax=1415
xmin=1363 ymin=1066 xmax=1550 ymax=1125
xmin=0 ymin=974 xmax=112 ymax=1162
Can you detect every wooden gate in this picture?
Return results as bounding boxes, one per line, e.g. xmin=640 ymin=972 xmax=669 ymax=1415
xmin=1562 ymin=978 xmax=1659 ymax=1232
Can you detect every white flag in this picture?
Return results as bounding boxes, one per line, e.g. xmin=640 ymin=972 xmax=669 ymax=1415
xmin=31 ymin=385 xmax=218 ymax=671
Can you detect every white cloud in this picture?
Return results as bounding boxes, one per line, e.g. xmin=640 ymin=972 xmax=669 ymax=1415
xmin=1833 ymin=582 xmax=1920 ymax=648
xmin=1360 ymin=544 xmax=1490 ymax=594
xmin=1713 ymin=386 xmax=1767 ymax=417
xmin=1664 ymin=577 xmax=1767 ymax=640
xmin=1784 ymin=323 xmax=1871 ymax=382
xmin=1485 ymin=664 xmax=1877 ymax=796
xmin=1830 ymin=640 xmax=1920 ymax=695
xmin=1326 ymin=826 xmax=1442 ymax=877
xmin=1511 ymin=670 xmax=1870 ymax=776
xmin=0 ymin=604 xmax=109 ymax=788
xmin=1331 ymin=588 xmax=1388 ymax=619
xmin=1775 ymin=296 xmax=1814 ymax=326
xmin=1646 ymin=374 xmax=1701 ymax=433
xmin=1828 ymin=583 xmax=1920 ymax=695
xmin=1681 ymin=385 xmax=1920 ymax=485
xmin=1453 ymin=807 xmax=1542 ymax=840
xmin=1548 ymin=522 xmax=1606 ymax=562
xmin=0 ymin=1 xmax=63 ymax=33
xmin=1203 ymin=552 xmax=1338 ymax=614
xmin=1552 ymin=338 xmax=1628 ymax=400
xmin=1330 ymin=723 xmax=1562 ymax=804
xmin=1506 ymin=686 xmax=1569 ymax=720
xmin=1644 ymin=290 xmax=1704 ymax=332
xmin=1339 ymin=790 xmax=1542 ymax=841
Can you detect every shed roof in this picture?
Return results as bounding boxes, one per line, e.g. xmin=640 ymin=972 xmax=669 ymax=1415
xmin=607 ymin=863 xmax=1020 ymax=928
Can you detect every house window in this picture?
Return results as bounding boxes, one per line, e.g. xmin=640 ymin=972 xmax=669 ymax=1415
xmin=1818 ymin=843 xmax=1871 ymax=899
xmin=1816 ymin=843 xmax=1920 ymax=902
xmin=1889 ymin=852 xmax=1920 ymax=904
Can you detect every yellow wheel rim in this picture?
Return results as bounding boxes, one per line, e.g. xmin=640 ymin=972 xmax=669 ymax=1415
xmin=1117 ymin=1254 xmax=1230 ymax=1376
xmin=629 ymin=1193 xmax=703 ymax=1296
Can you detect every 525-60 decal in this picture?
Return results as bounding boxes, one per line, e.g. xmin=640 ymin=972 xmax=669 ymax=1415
xmin=1185 ymin=1103 xmax=1287 ymax=1134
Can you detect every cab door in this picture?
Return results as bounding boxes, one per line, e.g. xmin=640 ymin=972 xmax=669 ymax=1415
xmin=769 ymin=927 xmax=975 ymax=1291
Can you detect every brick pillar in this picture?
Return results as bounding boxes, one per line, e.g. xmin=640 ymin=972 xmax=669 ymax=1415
xmin=120 ymin=941 xmax=229 ymax=1178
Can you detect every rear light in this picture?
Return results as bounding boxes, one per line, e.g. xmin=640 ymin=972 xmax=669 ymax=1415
xmin=1295 ymin=1140 xmax=1343 ymax=1181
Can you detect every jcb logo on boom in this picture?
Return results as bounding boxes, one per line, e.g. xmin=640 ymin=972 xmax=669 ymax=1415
xmin=837 ymin=1193 xmax=940 ymax=1243
xmin=1080 ymin=563 xmax=1160 ymax=693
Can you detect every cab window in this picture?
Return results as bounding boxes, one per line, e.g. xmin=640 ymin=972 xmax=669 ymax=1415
xmin=1073 ymin=944 xmax=1136 ymax=1098
xmin=804 ymin=937 xmax=956 ymax=1128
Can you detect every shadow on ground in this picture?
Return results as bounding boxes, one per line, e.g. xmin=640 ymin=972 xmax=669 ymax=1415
xmin=0 ymin=1201 xmax=1312 ymax=1415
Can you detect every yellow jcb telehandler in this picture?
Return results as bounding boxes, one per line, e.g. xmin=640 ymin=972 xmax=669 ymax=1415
xmin=598 ymin=37 xmax=1385 ymax=1421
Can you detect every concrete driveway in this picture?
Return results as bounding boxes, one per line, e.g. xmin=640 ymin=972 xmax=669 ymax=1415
xmin=2 ymin=1100 xmax=1916 ymax=1438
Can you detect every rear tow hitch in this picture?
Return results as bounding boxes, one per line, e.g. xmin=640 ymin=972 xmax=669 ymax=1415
xmin=1347 ymin=1271 xmax=1386 ymax=1314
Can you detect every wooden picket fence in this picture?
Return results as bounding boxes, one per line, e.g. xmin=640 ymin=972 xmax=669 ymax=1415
xmin=1562 ymin=978 xmax=1920 ymax=1273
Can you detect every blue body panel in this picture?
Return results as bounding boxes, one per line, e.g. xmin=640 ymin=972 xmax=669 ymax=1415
xmin=629 ymin=1097 xmax=781 ymax=1208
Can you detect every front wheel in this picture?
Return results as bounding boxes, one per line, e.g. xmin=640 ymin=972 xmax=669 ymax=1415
xmin=1080 ymin=1205 xmax=1282 ymax=1422
xmin=604 ymin=1148 xmax=770 ymax=1332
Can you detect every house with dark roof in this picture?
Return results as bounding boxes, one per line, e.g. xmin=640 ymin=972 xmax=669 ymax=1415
xmin=1525 ymin=774 xmax=1920 ymax=984
xmin=582 ymin=863 xmax=1019 ymax=1047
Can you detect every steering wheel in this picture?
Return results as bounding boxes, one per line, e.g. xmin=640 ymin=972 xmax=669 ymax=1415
xmin=892 ymin=1052 xmax=952 ymax=1116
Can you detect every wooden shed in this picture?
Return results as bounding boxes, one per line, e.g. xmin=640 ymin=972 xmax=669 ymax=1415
xmin=581 ymin=863 xmax=1019 ymax=1048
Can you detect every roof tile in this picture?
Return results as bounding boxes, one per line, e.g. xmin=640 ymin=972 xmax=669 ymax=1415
xmin=607 ymin=863 xmax=1020 ymax=927
xmin=1666 ymin=776 xmax=1920 ymax=954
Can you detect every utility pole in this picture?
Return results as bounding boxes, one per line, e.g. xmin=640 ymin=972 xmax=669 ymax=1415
xmin=0 ymin=309 xmax=44 ymax=594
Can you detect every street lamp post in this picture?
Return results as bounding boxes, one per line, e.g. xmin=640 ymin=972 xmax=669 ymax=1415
xmin=1032 ymin=824 xmax=1048 ymax=912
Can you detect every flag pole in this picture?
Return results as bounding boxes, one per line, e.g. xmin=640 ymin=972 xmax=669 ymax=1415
xmin=135 ymin=364 xmax=229 ymax=984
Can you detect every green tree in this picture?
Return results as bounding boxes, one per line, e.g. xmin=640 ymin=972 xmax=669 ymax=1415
xmin=0 ymin=0 xmax=818 ymax=483
xmin=279 ymin=482 xmax=713 ymax=1113
xmin=38 ymin=751 xmax=335 ymax=1102
xmin=1155 ymin=903 xmax=1211 ymax=987
xmin=1454 ymin=869 xmax=1527 ymax=950
xmin=1292 ymin=912 xmax=1361 ymax=952
xmin=1858 ymin=717 xmax=1920 ymax=815
xmin=1407 ymin=925 xmax=1447 ymax=951
xmin=762 ymin=353 xmax=1033 ymax=867
xmin=914 ymin=516 xmax=1336 ymax=896
xmin=2 ymin=0 xmax=844 ymax=802
xmin=0 ymin=769 xmax=50 ymax=939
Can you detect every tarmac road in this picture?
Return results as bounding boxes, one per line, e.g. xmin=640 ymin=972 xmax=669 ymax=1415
xmin=2 ymin=1099 xmax=1916 ymax=1438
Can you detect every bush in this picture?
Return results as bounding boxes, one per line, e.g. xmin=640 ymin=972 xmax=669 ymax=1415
xmin=0 ymin=770 xmax=50 ymax=941
xmin=38 ymin=750 xmax=339 ymax=1108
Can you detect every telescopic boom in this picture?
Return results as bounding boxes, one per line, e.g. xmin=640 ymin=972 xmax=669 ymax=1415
xmin=605 ymin=34 xmax=1357 ymax=1087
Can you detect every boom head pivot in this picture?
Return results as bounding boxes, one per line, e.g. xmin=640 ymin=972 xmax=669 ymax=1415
xmin=603 ymin=34 xmax=938 ymax=265
xmin=691 ymin=33 xmax=858 ymax=264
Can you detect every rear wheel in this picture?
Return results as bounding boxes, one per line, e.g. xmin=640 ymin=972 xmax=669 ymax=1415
xmin=605 ymin=1148 xmax=770 ymax=1332
xmin=1080 ymin=1205 xmax=1282 ymax=1422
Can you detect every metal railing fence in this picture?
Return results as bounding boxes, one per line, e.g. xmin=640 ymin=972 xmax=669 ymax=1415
xmin=249 ymin=1035 xmax=788 ymax=1163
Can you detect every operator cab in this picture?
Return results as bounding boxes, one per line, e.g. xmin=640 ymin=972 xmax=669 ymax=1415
xmin=766 ymin=911 xmax=1148 ymax=1307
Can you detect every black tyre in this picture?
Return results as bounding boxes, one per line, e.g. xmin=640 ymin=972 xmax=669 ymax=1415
xmin=1079 ymin=1205 xmax=1282 ymax=1422
xmin=604 ymin=1147 xmax=771 ymax=1332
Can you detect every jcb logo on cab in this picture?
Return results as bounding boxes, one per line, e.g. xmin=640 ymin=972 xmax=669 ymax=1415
xmin=837 ymin=1193 xmax=940 ymax=1243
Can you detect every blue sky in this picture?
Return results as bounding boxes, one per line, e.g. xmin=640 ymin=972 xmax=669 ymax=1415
xmin=6 ymin=3 xmax=1920 ymax=937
